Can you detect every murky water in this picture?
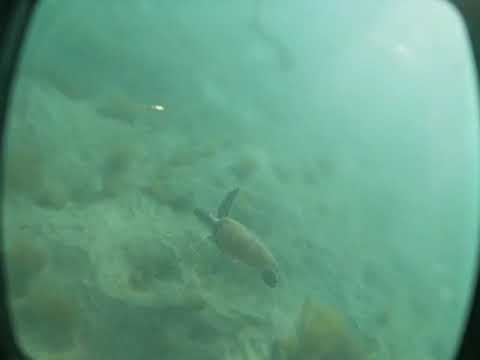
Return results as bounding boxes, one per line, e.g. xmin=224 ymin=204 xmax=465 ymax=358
xmin=2 ymin=1 xmax=478 ymax=359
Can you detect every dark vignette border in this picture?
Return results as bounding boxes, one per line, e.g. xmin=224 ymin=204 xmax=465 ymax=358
xmin=0 ymin=1 xmax=37 ymax=359
xmin=0 ymin=1 xmax=477 ymax=359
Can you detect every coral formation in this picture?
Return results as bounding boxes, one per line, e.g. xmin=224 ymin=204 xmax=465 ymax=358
xmin=271 ymin=298 xmax=366 ymax=360
xmin=34 ymin=182 xmax=70 ymax=210
xmin=123 ymin=239 xmax=182 ymax=292
xmin=144 ymin=178 xmax=195 ymax=212
xmin=100 ymin=143 xmax=136 ymax=197
xmin=4 ymin=144 xmax=71 ymax=209
xmin=230 ymin=153 xmax=260 ymax=181
xmin=4 ymin=144 xmax=46 ymax=198
xmin=16 ymin=281 xmax=80 ymax=353
xmin=6 ymin=239 xmax=48 ymax=298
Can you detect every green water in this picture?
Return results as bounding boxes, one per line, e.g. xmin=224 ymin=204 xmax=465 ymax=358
xmin=2 ymin=1 xmax=478 ymax=359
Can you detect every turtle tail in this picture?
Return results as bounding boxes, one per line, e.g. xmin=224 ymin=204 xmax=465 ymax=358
xmin=193 ymin=208 xmax=216 ymax=230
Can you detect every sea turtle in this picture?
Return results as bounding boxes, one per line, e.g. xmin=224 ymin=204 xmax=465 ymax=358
xmin=193 ymin=188 xmax=279 ymax=287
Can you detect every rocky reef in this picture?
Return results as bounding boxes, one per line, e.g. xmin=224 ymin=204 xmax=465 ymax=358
xmin=271 ymin=298 xmax=368 ymax=360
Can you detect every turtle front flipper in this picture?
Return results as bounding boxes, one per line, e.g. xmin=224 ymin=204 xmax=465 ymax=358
xmin=193 ymin=208 xmax=217 ymax=230
xmin=218 ymin=188 xmax=240 ymax=218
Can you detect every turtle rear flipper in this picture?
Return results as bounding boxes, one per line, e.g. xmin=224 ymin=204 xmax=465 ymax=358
xmin=217 ymin=188 xmax=240 ymax=218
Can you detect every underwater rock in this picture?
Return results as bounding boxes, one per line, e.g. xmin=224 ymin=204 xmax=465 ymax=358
xmin=4 ymin=144 xmax=46 ymax=198
xmin=168 ymin=190 xmax=196 ymax=212
xmin=102 ymin=144 xmax=134 ymax=176
xmin=163 ymin=288 xmax=208 ymax=314
xmin=68 ymin=180 xmax=99 ymax=205
xmin=123 ymin=239 xmax=182 ymax=292
xmin=48 ymin=242 xmax=93 ymax=285
xmin=271 ymin=336 xmax=297 ymax=360
xmin=4 ymin=143 xmax=74 ymax=209
xmin=271 ymin=298 xmax=367 ymax=360
xmin=144 ymin=179 xmax=195 ymax=212
xmin=6 ymin=238 xmax=48 ymax=298
xmin=16 ymin=281 xmax=80 ymax=353
xmin=100 ymin=143 xmax=137 ymax=198
xmin=229 ymin=152 xmax=260 ymax=181
xmin=33 ymin=181 xmax=70 ymax=210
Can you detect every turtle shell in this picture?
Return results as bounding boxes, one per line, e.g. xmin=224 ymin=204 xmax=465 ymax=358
xmin=214 ymin=217 xmax=278 ymax=271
